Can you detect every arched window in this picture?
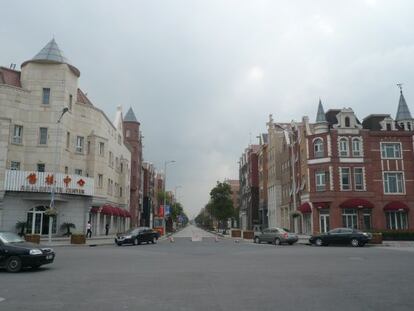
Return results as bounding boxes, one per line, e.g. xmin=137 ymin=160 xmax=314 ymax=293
xmin=313 ymin=138 xmax=324 ymax=158
xmin=352 ymin=138 xmax=362 ymax=157
xmin=345 ymin=117 xmax=350 ymax=127
xmin=339 ymin=138 xmax=349 ymax=157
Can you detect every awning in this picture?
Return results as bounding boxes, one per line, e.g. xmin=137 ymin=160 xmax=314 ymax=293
xmin=298 ymin=202 xmax=312 ymax=213
xmin=383 ymin=201 xmax=409 ymax=211
xmin=90 ymin=207 xmax=99 ymax=214
xmin=101 ymin=205 xmax=114 ymax=215
xmin=339 ymin=199 xmax=374 ymax=209
xmin=91 ymin=205 xmax=131 ymax=217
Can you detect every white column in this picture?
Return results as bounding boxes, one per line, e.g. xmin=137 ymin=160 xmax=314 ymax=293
xmin=96 ymin=212 xmax=101 ymax=236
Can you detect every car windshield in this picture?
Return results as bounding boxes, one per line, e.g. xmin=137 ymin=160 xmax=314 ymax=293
xmin=0 ymin=232 xmax=25 ymax=243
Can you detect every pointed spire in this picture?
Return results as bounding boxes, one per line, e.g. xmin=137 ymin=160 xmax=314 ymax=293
xmin=124 ymin=107 xmax=138 ymax=122
xmin=316 ymin=98 xmax=327 ymax=122
xmin=396 ymin=84 xmax=412 ymax=121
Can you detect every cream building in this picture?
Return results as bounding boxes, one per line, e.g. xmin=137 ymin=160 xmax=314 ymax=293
xmin=0 ymin=39 xmax=131 ymax=236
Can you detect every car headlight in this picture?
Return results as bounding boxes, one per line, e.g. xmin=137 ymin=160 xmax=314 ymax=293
xmin=125 ymin=235 xmax=132 ymax=239
xmin=29 ymin=249 xmax=43 ymax=255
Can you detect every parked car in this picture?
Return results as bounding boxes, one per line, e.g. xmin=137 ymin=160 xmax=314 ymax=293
xmin=115 ymin=227 xmax=160 ymax=246
xmin=0 ymin=231 xmax=55 ymax=272
xmin=309 ymin=228 xmax=372 ymax=247
xmin=254 ymin=227 xmax=298 ymax=245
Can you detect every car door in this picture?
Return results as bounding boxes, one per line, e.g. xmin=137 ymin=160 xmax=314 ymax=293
xmin=261 ymin=229 xmax=270 ymax=242
xmin=0 ymin=242 xmax=6 ymax=266
xmin=338 ymin=228 xmax=353 ymax=244
xmin=326 ymin=228 xmax=342 ymax=244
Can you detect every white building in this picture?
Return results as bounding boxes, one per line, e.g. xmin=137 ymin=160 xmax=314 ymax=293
xmin=0 ymin=39 xmax=131 ymax=236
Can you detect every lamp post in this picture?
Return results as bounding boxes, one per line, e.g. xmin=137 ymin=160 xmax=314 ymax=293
xmin=48 ymin=107 xmax=69 ymax=243
xmin=174 ymin=185 xmax=182 ymax=204
xmin=163 ymin=160 xmax=175 ymax=235
xmin=275 ymin=123 xmax=297 ymax=229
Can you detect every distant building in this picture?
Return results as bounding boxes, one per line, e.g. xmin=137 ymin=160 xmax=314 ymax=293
xmin=224 ymin=178 xmax=239 ymax=228
xmin=257 ymin=133 xmax=268 ymax=228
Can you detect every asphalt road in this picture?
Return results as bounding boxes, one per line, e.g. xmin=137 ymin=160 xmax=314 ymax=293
xmin=1 ymin=225 xmax=414 ymax=311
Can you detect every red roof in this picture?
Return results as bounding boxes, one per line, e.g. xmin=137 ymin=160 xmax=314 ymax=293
xmin=77 ymin=88 xmax=93 ymax=106
xmin=340 ymin=199 xmax=374 ymax=209
xmin=383 ymin=201 xmax=409 ymax=211
xmin=90 ymin=205 xmax=131 ymax=217
xmin=0 ymin=67 xmax=21 ymax=87
xmin=298 ymin=202 xmax=312 ymax=213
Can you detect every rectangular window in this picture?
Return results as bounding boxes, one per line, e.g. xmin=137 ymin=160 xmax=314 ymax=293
xmin=342 ymin=209 xmax=358 ymax=229
xmin=76 ymin=136 xmax=84 ymax=153
xmin=69 ymin=94 xmax=73 ymax=111
xmin=66 ymin=132 xmax=70 ymax=149
xmin=37 ymin=163 xmax=45 ymax=172
xmin=354 ymin=167 xmax=364 ymax=191
xmin=340 ymin=167 xmax=351 ymax=190
xmin=87 ymin=141 xmax=90 ymax=154
xmin=39 ymin=128 xmax=48 ymax=145
xmin=339 ymin=138 xmax=349 ymax=157
xmin=315 ymin=171 xmax=326 ymax=192
xmin=42 ymin=88 xmax=51 ymax=105
xmin=99 ymin=142 xmax=105 ymax=156
xmin=10 ymin=161 xmax=20 ymax=171
xmin=13 ymin=125 xmax=23 ymax=144
xmin=386 ymin=211 xmax=408 ymax=230
xmin=381 ymin=143 xmax=401 ymax=159
xmin=65 ymin=166 xmax=69 ymax=174
xmin=98 ymin=174 xmax=103 ymax=188
xmin=384 ymin=172 xmax=404 ymax=194
xmin=74 ymin=169 xmax=82 ymax=176
xmin=363 ymin=210 xmax=372 ymax=230
xmin=120 ymin=187 xmax=122 ymax=197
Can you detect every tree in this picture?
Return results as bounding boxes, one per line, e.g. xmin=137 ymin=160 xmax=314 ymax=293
xmin=60 ymin=222 xmax=76 ymax=236
xmin=208 ymin=182 xmax=234 ymax=229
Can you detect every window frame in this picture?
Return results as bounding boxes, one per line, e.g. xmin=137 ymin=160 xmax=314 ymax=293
xmin=381 ymin=142 xmax=402 ymax=159
xmin=383 ymin=171 xmax=405 ymax=194
xmin=39 ymin=127 xmax=48 ymax=145
xmin=352 ymin=138 xmax=362 ymax=157
xmin=10 ymin=161 xmax=20 ymax=171
xmin=315 ymin=170 xmax=326 ymax=192
xmin=339 ymin=138 xmax=349 ymax=157
xmin=76 ymin=136 xmax=84 ymax=153
xmin=354 ymin=167 xmax=364 ymax=191
xmin=42 ymin=88 xmax=51 ymax=105
xmin=386 ymin=211 xmax=408 ymax=230
xmin=12 ymin=125 xmax=23 ymax=144
xmin=313 ymin=138 xmax=324 ymax=158
xmin=340 ymin=167 xmax=351 ymax=191
xmin=342 ymin=208 xmax=358 ymax=229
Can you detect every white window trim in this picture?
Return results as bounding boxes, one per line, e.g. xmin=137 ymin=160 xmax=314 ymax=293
xmin=315 ymin=171 xmax=326 ymax=192
xmin=383 ymin=171 xmax=406 ymax=195
xmin=339 ymin=167 xmax=352 ymax=191
xmin=353 ymin=167 xmax=365 ymax=191
xmin=352 ymin=137 xmax=364 ymax=157
xmin=76 ymin=136 xmax=84 ymax=153
xmin=313 ymin=137 xmax=324 ymax=158
xmin=380 ymin=142 xmax=402 ymax=160
xmin=39 ymin=127 xmax=48 ymax=145
xmin=338 ymin=137 xmax=349 ymax=157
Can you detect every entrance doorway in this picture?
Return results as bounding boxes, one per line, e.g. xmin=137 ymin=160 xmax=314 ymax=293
xmin=26 ymin=206 xmax=57 ymax=235
xmin=319 ymin=209 xmax=330 ymax=233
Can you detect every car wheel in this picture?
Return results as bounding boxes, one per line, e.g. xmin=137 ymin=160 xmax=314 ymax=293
xmin=6 ymin=256 xmax=22 ymax=273
xmin=254 ymin=237 xmax=260 ymax=244
xmin=315 ymin=238 xmax=323 ymax=246
xmin=351 ymin=238 xmax=360 ymax=247
xmin=152 ymin=237 xmax=157 ymax=244
xmin=274 ymin=238 xmax=281 ymax=246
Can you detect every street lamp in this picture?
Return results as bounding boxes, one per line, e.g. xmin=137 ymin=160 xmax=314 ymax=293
xmin=48 ymin=107 xmax=69 ymax=243
xmin=274 ymin=123 xmax=297 ymax=227
xmin=163 ymin=160 xmax=176 ymax=235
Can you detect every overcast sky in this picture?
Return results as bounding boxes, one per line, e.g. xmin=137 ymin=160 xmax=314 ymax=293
xmin=2 ymin=0 xmax=414 ymax=218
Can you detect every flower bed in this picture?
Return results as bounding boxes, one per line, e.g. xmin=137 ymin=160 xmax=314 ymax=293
xmin=25 ymin=234 xmax=40 ymax=244
xmin=70 ymin=233 xmax=86 ymax=244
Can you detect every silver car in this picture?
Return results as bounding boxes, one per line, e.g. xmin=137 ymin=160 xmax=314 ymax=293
xmin=254 ymin=227 xmax=298 ymax=245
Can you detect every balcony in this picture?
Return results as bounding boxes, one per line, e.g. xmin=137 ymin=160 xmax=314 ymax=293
xmin=4 ymin=170 xmax=94 ymax=196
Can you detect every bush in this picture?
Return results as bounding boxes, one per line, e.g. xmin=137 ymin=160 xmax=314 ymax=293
xmin=373 ymin=230 xmax=414 ymax=241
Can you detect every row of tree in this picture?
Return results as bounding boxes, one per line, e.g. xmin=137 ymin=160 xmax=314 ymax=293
xmin=195 ymin=182 xmax=237 ymax=230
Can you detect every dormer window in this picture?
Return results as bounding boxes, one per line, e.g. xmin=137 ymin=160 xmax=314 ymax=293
xmin=345 ymin=116 xmax=350 ymax=127
xmin=400 ymin=123 xmax=405 ymax=130
xmin=339 ymin=138 xmax=349 ymax=157
xmin=386 ymin=123 xmax=392 ymax=131
xmin=408 ymin=123 xmax=412 ymax=131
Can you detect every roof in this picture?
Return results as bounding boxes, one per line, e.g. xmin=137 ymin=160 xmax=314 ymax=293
xmin=362 ymin=114 xmax=390 ymax=130
xmin=77 ymin=88 xmax=93 ymax=106
xmin=0 ymin=67 xmax=21 ymax=87
xmin=325 ymin=109 xmax=341 ymax=126
xmin=316 ymin=99 xmax=327 ymax=122
xmin=395 ymin=90 xmax=412 ymax=121
xmin=124 ymin=107 xmax=138 ymax=122
xmin=21 ymin=39 xmax=80 ymax=77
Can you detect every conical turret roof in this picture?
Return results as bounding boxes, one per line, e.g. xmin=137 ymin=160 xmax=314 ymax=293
xmin=396 ymin=89 xmax=412 ymax=121
xmin=22 ymin=38 xmax=80 ymax=77
xmin=316 ymin=99 xmax=327 ymax=122
xmin=124 ymin=107 xmax=138 ymax=122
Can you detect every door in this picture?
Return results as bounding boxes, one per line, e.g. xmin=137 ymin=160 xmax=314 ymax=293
xmin=320 ymin=213 xmax=330 ymax=233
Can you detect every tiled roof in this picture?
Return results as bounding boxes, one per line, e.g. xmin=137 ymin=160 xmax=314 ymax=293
xmin=316 ymin=99 xmax=327 ymax=122
xmin=77 ymin=88 xmax=93 ymax=106
xmin=362 ymin=114 xmax=390 ymax=130
xmin=325 ymin=109 xmax=341 ymax=126
xmin=0 ymin=67 xmax=21 ymax=87
xmin=124 ymin=107 xmax=138 ymax=122
xmin=396 ymin=90 xmax=412 ymax=121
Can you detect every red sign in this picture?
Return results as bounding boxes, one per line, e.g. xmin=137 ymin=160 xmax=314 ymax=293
xmin=63 ymin=176 xmax=72 ymax=187
xmin=158 ymin=206 xmax=164 ymax=217
xmin=77 ymin=179 xmax=85 ymax=187
xmin=27 ymin=173 xmax=37 ymax=185
xmin=45 ymin=174 xmax=54 ymax=185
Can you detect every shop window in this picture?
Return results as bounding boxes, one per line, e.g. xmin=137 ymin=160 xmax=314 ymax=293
xmin=386 ymin=211 xmax=408 ymax=230
xmin=342 ymin=209 xmax=358 ymax=229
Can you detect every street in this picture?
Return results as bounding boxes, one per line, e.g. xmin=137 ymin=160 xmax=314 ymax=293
xmin=1 ymin=225 xmax=414 ymax=311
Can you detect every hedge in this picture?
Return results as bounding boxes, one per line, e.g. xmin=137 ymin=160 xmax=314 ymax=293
xmin=374 ymin=230 xmax=414 ymax=241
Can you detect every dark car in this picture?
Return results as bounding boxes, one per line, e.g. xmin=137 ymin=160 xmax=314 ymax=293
xmin=309 ymin=228 xmax=372 ymax=247
xmin=115 ymin=227 xmax=160 ymax=246
xmin=0 ymin=231 xmax=55 ymax=272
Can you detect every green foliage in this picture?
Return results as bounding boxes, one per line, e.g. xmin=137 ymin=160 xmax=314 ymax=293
xmin=209 ymin=182 xmax=234 ymax=222
xmin=60 ymin=222 xmax=76 ymax=236
xmin=374 ymin=230 xmax=414 ymax=241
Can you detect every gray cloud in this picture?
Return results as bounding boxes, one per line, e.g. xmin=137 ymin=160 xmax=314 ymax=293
xmin=2 ymin=0 xmax=414 ymax=217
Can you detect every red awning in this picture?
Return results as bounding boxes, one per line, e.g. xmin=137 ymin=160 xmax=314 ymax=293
xmin=298 ymin=202 xmax=312 ymax=213
xmin=383 ymin=201 xmax=409 ymax=211
xmin=340 ymin=199 xmax=374 ymax=209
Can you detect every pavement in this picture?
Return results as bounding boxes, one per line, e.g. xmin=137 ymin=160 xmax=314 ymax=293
xmin=2 ymin=225 xmax=414 ymax=311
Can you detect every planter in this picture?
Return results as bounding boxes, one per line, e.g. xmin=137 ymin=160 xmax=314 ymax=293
xmin=25 ymin=234 xmax=40 ymax=244
xmin=369 ymin=233 xmax=383 ymax=244
xmin=231 ymin=229 xmax=241 ymax=238
xmin=242 ymin=230 xmax=254 ymax=240
xmin=71 ymin=234 xmax=86 ymax=244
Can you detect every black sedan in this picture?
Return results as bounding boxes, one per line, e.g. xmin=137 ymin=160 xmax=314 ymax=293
xmin=115 ymin=227 xmax=160 ymax=246
xmin=0 ymin=231 xmax=55 ymax=272
xmin=309 ymin=228 xmax=372 ymax=247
